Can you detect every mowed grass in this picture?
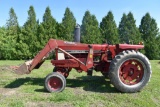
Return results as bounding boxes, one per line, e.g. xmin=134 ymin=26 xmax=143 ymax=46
xmin=0 ymin=60 xmax=160 ymax=107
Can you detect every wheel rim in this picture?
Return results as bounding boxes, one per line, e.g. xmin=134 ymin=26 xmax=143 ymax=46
xmin=48 ymin=77 xmax=62 ymax=91
xmin=119 ymin=59 xmax=144 ymax=85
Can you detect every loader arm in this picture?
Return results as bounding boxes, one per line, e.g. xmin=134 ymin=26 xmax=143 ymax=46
xmin=29 ymin=39 xmax=58 ymax=71
xmin=15 ymin=39 xmax=60 ymax=74
xmin=15 ymin=38 xmax=97 ymax=75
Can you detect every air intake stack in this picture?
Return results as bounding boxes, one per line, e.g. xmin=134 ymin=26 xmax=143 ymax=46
xmin=74 ymin=24 xmax=80 ymax=42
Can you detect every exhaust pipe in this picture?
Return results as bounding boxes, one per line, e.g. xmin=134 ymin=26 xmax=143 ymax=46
xmin=74 ymin=24 xmax=80 ymax=43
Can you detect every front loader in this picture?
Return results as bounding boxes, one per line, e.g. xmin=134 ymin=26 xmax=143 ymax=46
xmin=14 ymin=39 xmax=151 ymax=93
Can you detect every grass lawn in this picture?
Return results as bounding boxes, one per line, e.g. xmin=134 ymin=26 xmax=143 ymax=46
xmin=0 ymin=60 xmax=160 ymax=107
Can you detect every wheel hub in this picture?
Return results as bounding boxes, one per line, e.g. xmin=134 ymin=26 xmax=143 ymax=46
xmin=129 ymin=69 xmax=134 ymax=76
xmin=48 ymin=77 xmax=62 ymax=90
xmin=119 ymin=59 xmax=144 ymax=85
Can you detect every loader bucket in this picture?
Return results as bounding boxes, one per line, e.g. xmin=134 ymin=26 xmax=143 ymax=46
xmin=14 ymin=60 xmax=32 ymax=75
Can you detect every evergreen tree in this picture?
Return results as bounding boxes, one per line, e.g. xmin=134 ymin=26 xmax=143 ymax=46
xmin=119 ymin=12 xmax=141 ymax=44
xmin=42 ymin=7 xmax=57 ymax=41
xmin=0 ymin=27 xmax=6 ymax=40
xmin=37 ymin=23 xmax=45 ymax=50
xmin=118 ymin=13 xmax=127 ymax=43
xmin=56 ymin=22 xmax=65 ymax=40
xmin=157 ymin=34 xmax=160 ymax=59
xmin=24 ymin=6 xmax=38 ymax=31
xmin=0 ymin=27 xmax=7 ymax=59
xmin=100 ymin=11 xmax=119 ymax=44
xmin=37 ymin=7 xmax=57 ymax=50
xmin=0 ymin=27 xmax=4 ymax=49
xmin=81 ymin=11 xmax=101 ymax=44
xmin=6 ymin=8 xmax=19 ymax=37
xmin=0 ymin=8 xmax=19 ymax=59
xmin=61 ymin=7 xmax=76 ymax=41
xmin=22 ymin=6 xmax=39 ymax=58
xmin=139 ymin=13 xmax=159 ymax=59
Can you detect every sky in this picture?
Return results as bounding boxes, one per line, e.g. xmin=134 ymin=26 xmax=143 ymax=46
xmin=0 ymin=0 xmax=160 ymax=28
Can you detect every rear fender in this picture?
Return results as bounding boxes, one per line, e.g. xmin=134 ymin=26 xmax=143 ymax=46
xmin=117 ymin=44 xmax=144 ymax=50
xmin=114 ymin=44 xmax=144 ymax=56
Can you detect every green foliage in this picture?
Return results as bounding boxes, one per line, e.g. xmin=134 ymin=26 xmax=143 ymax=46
xmin=0 ymin=7 xmax=159 ymax=60
xmin=0 ymin=27 xmax=6 ymax=59
xmin=139 ymin=13 xmax=159 ymax=41
xmin=23 ymin=6 xmax=39 ymax=58
xmin=100 ymin=11 xmax=119 ymax=44
xmin=119 ymin=12 xmax=141 ymax=44
xmin=37 ymin=24 xmax=46 ymax=50
xmin=61 ymin=7 xmax=76 ymax=41
xmin=56 ymin=22 xmax=66 ymax=40
xmin=157 ymin=35 xmax=160 ymax=59
xmin=81 ymin=11 xmax=102 ymax=44
xmin=0 ymin=8 xmax=20 ymax=60
xmin=6 ymin=8 xmax=19 ymax=36
xmin=14 ymin=28 xmax=31 ymax=59
xmin=37 ymin=7 xmax=57 ymax=50
xmin=139 ymin=13 xmax=159 ymax=60
xmin=0 ymin=36 xmax=17 ymax=60
xmin=42 ymin=7 xmax=57 ymax=40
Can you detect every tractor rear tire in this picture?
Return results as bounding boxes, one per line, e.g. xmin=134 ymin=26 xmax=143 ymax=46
xmin=45 ymin=72 xmax=66 ymax=93
xmin=109 ymin=50 xmax=151 ymax=93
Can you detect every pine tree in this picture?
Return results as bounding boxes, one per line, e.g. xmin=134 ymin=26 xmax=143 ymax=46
xmin=22 ymin=6 xmax=39 ymax=58
xmin=81 ymin=11 xmax=101 ymax=44
xmin=0 ymin=27 xmax=7 ymax=59
xmin=37 ymin=7 xmax=57 ymax=50
xmin=100 ymin=11 xmax=119 ymax=44
xmin=6 ymin=8 xmax=19 ymax=37
xmin=157 ymin=32 xmax=160 ymax=60
xmin=61 ymin=7 xmax=76 ymax=41
xmin=157 ymin=34 xmax=160 ymax=59
xmin=139 ymin=13 xmax=159 ymax=59
xmin=119 ymin=12 xmax=141 ymax=44
xmin=56 ymin=22 xmax=65 ymax=40
xmin=42 ymin=7 xmax=57 ymax=41
xmin=1 ymin=8 xmax=20 ymax=59
xmin=37 ymin=23 xmax=45 ymax=50
xmin=24 ymin=6 xmax=38 ymax=31
xmin=118 ymin=13 xmax=127 ymax=43
xmin=16 ymin=31 xmax=31 ymax=59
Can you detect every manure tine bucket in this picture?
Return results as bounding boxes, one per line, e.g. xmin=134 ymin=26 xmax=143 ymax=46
xmin=14 ymin=60 xmax=32 ymax=75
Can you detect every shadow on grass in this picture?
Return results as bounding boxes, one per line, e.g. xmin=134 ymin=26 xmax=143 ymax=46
xmin=5 ymin=77 xmax=44 ymax=88
xmin=67 ymin=76 xmax=118 ymax=93
xmin=5 ymin=76 xmax=118 ymax=93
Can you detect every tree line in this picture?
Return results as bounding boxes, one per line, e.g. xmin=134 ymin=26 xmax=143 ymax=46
xmin=0 ymin=6 xmax=159 ymax=60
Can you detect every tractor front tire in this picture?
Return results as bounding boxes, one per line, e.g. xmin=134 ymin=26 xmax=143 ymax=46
xmin=45 ymin=72 xmax=66 ymax=93
xmin=109 ymin=50 xmax=151 ymax=93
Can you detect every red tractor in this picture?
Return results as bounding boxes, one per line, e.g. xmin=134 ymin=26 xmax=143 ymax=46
xmin=15 ymin=39 xmax=151 ymax=93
